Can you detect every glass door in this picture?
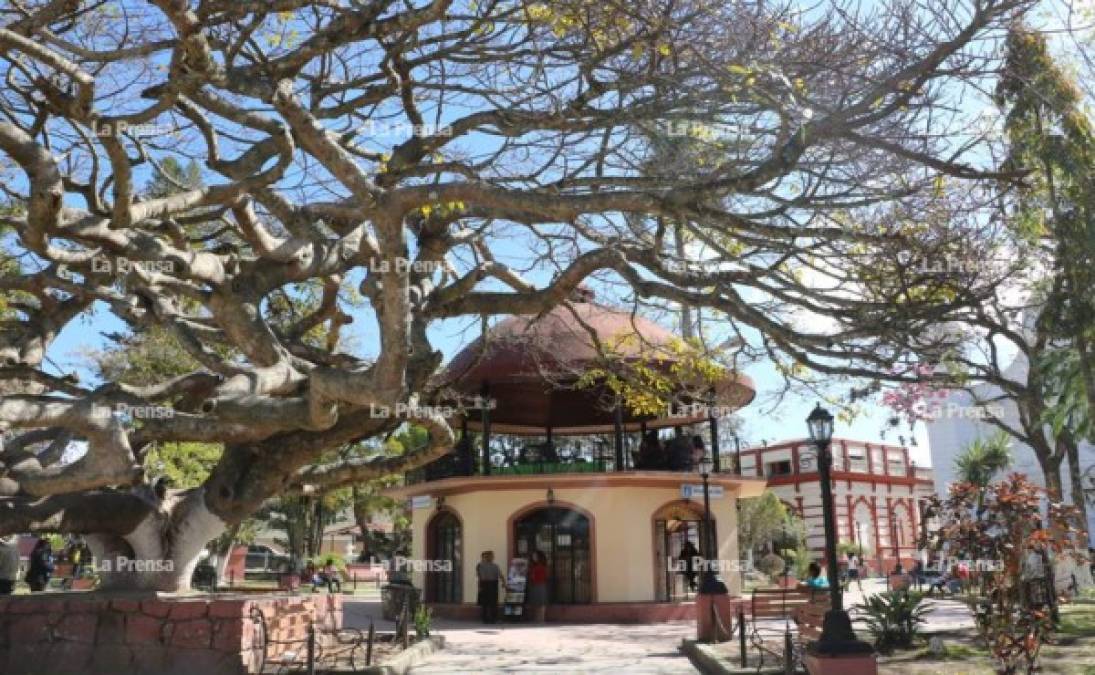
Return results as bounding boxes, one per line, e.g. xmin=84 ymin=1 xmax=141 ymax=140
xmin=514 ymin=507 xmax=591 ymax=604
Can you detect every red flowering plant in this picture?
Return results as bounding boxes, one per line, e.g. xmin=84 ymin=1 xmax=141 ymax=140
xmin=920 ymin=473 xmax=1084 ymax=674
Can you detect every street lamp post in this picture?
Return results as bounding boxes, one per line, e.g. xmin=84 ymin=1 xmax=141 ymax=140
xmin=806 ymin=404 xmax=873 ymax=657
xmin=697 ymin=456 xmax=727 ymax=595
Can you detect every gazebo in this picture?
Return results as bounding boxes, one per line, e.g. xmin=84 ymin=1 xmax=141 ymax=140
xmin=386 ymin=291 xmax=767 ymax=622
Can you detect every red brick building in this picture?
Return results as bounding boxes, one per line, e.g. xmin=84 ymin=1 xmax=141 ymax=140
xmin=737 ymin=438 xmax=934 ymax=575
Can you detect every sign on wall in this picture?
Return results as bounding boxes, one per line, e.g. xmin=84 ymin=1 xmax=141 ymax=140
xmin=410 ymin=495 xmax=434 ymax=509
xmin=681 ymin=484 xmax=724 ymax=499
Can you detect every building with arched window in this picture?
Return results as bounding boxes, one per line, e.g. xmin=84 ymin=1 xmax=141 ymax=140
xmin=739 ymin=438 xmax=935 ymax=574
xmin=384 ymin=291 xmax=767 ymax=621
xmin=392 ymin=470 xmax=765 ymax=621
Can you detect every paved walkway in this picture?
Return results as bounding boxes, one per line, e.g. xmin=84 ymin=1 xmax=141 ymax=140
xmin=342 ymin=580 xmax=975 ymax=673
xmin=344 ymin=600 xmax=699 ymax=673
xmin=840 ymin=578 xmax=976 ymax=633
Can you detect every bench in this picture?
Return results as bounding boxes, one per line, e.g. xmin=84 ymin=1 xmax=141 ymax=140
xmin=747 ymin=588 xmax=829 ymax=672
xmin=750 ymin=587 xmax=821 ymax=621
xmin=747 ymin=588 xmax=821 ymax=670
xmin=793 ymin=601 xmax=828 ymax=642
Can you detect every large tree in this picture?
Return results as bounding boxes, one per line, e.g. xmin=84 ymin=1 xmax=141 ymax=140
xmin=0 ymin=0 xmax=1032 ymax=591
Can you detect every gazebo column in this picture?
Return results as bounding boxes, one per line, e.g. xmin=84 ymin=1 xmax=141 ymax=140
xmin=460 ymin=415 xmax=471 ymax=475
xmin=613 ymin=403 xmax=624 ymax=471
xmin=481 ymin=381 xmax=491 ymax=476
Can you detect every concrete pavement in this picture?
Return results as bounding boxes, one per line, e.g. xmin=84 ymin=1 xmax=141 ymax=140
xmin=342 ymin=579 xmax=975 ymax=673
xmin=344 ymin=599 xmax=699 ymax=673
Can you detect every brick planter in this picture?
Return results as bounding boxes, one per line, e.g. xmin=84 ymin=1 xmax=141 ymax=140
xmin=0 ymin=592 xmax=342 ymax=675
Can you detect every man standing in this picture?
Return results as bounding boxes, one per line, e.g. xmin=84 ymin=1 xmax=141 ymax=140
xmin=0 ymin=535 xmax=20 ymax=594
xmin=476 ymin=550 xmax=503 ymax=623
xmin=26 ymin=537 xmax=54 ymax=592
xmin=844 ymin=553 xmax=862 ymax=591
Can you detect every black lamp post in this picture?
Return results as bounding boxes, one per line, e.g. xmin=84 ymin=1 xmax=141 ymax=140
xmin=806 ymin=404 xmax=873 ymax=656
xmin=697 ymin=456 xmax=727 ymax=596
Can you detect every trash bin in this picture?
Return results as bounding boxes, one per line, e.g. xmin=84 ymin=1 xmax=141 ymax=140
xmin=382 ymin=581 xmax=421 ymax=621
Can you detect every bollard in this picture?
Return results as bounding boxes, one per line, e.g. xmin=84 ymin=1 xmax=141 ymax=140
xmin=738 ymin=606 xmax=747 ymax=667
xmin=783 ymin=628 xmax=793 ymax=675
xmin=307 ymin=621 xmax=316 ymax=675
xmin=401 ymin=599 xmax=411 ymax=649
xmin=366 ymin=620 xmax=375 ymax=666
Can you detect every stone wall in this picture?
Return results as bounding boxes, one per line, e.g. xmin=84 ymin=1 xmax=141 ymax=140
xmin=0 ymin=592 xmax=342 ymax=675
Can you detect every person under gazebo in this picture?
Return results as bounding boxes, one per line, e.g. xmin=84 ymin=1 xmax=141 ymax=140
xmin=636 ymin=432 xmax=666 ymax=469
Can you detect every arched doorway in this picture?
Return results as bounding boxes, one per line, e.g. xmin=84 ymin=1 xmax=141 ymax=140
xmin=850 ymin=498 xmax=876 ymax=572
xmin=425 ymin=510 xmax=462 ymax=603
xmin=513 ymin=506 xmax=592 ymax=604
xmin=653 ymin=501 xmax=714 ymax=602
xmin=890 ymin=501 xmax=912 ymax=560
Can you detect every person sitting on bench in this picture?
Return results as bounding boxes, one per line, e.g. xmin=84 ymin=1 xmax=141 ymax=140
xmin=799 ymin=562 xmax=829 ymax=590
xmin=314 ymin=558 xmax=341 ymax=593
xmin=927 ymin=569 xmax=959 ymax=596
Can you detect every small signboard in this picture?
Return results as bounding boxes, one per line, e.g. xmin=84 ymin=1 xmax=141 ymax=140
xmin=681 ymin=484 xmax=724 ymax=499
xmin=502 ymin=558 xmax=529 ymax=619
xmin=410 ymin=495 xmax=434 ymax=509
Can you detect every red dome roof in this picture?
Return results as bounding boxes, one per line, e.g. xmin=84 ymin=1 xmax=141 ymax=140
xmin=441 ymin=298 xmax=754 ymax=435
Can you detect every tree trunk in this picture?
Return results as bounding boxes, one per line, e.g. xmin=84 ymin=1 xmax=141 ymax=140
xmin=1064 ymin=434 xmax=1091 ymax=543
xmin=308 ymin=498 xmax=324 ymax=558
xmin=672 ymin=222 xmax=694 ymax=340
xmin=91 ymin=488 xmax=227 ymax=592
xmin=1063 ymin=434 xmax=1094 ymax=588
xmin=1072 ymin=326 xmax=1095 ymax=439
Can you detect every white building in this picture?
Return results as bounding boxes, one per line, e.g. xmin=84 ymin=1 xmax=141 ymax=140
xmin=926 ymin=355 xmax=1095 ymax=547
xmin=738 ymin=438 xmax=935 ymax=575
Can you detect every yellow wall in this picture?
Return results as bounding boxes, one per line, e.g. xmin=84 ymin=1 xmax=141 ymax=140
xmin=409 ymin=485 xmax=742 ymax=603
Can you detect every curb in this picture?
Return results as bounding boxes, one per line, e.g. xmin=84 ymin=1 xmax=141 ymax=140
xmin=680 ymin=639 xmax=784 ymax=675
xmin=357 ymin=635 xmax=445 ymax=675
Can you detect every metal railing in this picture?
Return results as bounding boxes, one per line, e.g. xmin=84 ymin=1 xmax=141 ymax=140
xmin=250 ymin=605 xmax=385 ymax=674
xmin=406 ymin=444 xmax=746 ymax=484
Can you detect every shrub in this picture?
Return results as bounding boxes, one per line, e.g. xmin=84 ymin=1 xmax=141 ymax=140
xmin=923 ymin=474 xmax=1085 ymax=674
xmin=757 ymin=552 xmax=786 ymax=577
xmin=781 ymin=546 xmax=811 ymax=579
xmin=413 ymin=605 xmax=432 ymax=639
xmin=855 ymin=590 xmax=931 ymax=654
xmin=310 ymin=553 xmax=348 ymax=573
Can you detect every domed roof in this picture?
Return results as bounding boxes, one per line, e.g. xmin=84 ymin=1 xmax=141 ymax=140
xmin=442 ymin=292 xmax=754 ymax=435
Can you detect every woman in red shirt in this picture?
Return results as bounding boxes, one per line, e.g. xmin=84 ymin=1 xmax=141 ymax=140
xmin=527 ymin=551 xmax=549 ymax=623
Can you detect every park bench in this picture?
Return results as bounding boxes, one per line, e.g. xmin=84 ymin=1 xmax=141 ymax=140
xmin=748 ymin=587 xmax=823 ymax=670
xmin=792 ymin=600 xmax=828 ymax=643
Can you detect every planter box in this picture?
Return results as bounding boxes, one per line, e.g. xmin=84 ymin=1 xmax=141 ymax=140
xmin=0 ymin=592 xmax=341 ymax=675
xmin=696 ymin=594 xmax=736 ymax=642
xmin=804 ymin=652 xmax=878 ymax=675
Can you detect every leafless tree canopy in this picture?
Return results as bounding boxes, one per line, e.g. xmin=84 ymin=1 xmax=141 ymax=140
xmin=0 ymin=0 xmax=1030 ymax=589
